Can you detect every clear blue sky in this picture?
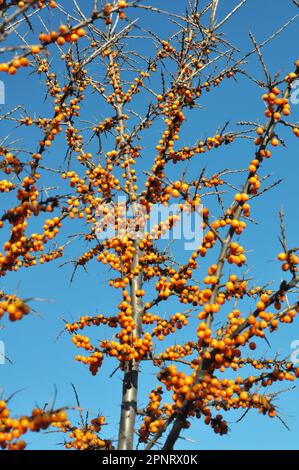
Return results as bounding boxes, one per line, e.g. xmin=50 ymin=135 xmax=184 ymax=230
xmin=1 ymin=0 xmax=299 ymax=450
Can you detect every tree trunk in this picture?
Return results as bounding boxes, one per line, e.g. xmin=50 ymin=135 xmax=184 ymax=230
xmin=118 ymin=242 xmax=143 ymax=450
xmin=118 ymin=365 xmax=139 ymax=450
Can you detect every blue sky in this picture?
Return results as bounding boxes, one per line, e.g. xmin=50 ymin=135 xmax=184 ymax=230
xmin=1 ymin=0 xmax=299 ymax=450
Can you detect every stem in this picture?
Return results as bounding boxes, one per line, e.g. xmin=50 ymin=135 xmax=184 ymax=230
xmin=118 ymin=242 xmax=143 ymax=450
xmin=107 ymin=50 xmax=144 ymax=449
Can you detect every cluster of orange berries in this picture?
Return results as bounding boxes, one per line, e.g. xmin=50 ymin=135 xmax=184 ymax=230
xmin=260 ymin=87 xmax=291 ymax=123
xmin=101 ymin=331 xmax=153 ymax=365
xmin=205 ymin=414 xmax=229 ymax=436
xmin=0 ymin=400 xmax=67 ymax=450
xmin=227 ymin=242 xmax=247 ymax=267
xmin=234 ymin=191 xmax=250 ymax=210
xmin=202 ymin=230 xmax=219 ymax=253
xmin=157 ymin=40 xmax=178 ymax=59
xmin=145 ymin=55 xmax=236 ymax=200
xmin=72 ymin=334 xmax=93 ymax=351
xmin=151 ymin=313 xmax=189 ymax=341
xmin=37 ymin=116 xmax=63 ymax=148
xmin=246 ymin=358 xmax=299 ymax=384
xmin=207 ymin=213 xmax=246 ymax=238
xmin=76 ymin=351 xmax=104 ymax=376
xmin=68 ymin=307 xmax=154 ymax=374
xmin=62 ymin=163 xmax=121 ymax=223
xmin=0 ymin=57 xmax=29 ymax=75
xmin=87 ymin=163 xmax=121 ymax=196
xmin=103 ymin=61 xmax=150 ymax=106
xmin=225 ymin=275 xmax=248 ymax=298
xmin=278 ymin=306 xmax=298 ymax=324
xmin=106 ymin=59 xmax=126 ymax=105
xmin=97 ymin=238 xmax=137 ymax=277
xmin=74 ymin=246 xmax=103 ymax=269
xmin=139 ymin=387 xmax=166 ymax=442
xmin=278 ymin=251 xmax=299 ymax=273
xmin=64 ymin=417 xmax=111 ymax=450
xmin=104 ymin=2 xmax=128 ymax=23
xmin=166 ymin=180 xmax=189 ymax=199
xmin=147 ymin=104 xmax=185 ymax=195
xmin=0 ymin=294 xmax=30 ymax=321
xmin=158 ymin=366 xmax=196 ymax=406
xmin=39 ymin=25 xmax=86 ymax=47
xmin=0 ymin=41 xmax=48 ymax=76
xmin=221 ymin=291 xmax=299 ymax=342
xmin=66 ymin=314 xmax=118 ymax=333
xmin=201 ymin=175 xmax=224 ymax=188
xmin=150 ymin=214 xmax=182 ymax=242
xmin=0 ymin=181 xmax=61 ymax=276
xmin=248 ymin=157 xmax=262 ymax=174
xmin=155 ymin=272 xmax=188 ymax=301
xmin=93 ymin=117 xmax=117 ymax=135
xmin=155 ymin=343 xmax=195 ymax=363
xmin=156 ymin=366 xmax=281 ymax=426
xmin=0 ymin=1 xmax=55 ymax=7
xmin=42 ymin=216 xmax=61 ymax=240
xmin=0 ymin=151 xmax=22 ymax=175
xmin=123 ymin=71 xmax=150 ymax=104
xmin=65 ymin=124 xmax=83 ymax=151
xmin=0 ymin=180 xmax=15 ymax=193
xmin=35 ymin=72 xmax=89 ymax=150
xmin=36 ymin=58 xmax=50 ymax=75
xmin=38 ymin=1 xmax=57 ymax=8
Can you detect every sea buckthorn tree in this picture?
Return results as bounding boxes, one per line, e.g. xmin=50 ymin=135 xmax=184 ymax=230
xmin=1 ymin=0 xmax=299 ymax=451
